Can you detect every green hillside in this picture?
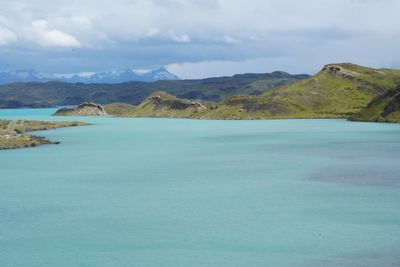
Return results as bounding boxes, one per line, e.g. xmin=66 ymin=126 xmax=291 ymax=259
xmin=104 ymin=103 xmax=136 ymax=116
xmin=350 ymin=86 xmax=400 ymax=123
xmin=196 ymin=63 xmax=400 ymax=119
xmin=42 ymin=63 xmax=400 ymax=122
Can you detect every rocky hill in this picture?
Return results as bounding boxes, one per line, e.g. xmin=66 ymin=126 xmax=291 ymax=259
xmin=106 ymin=92 xmax=208 ymax=118
xmin=54 ymin=102 xmax=108 ymax=116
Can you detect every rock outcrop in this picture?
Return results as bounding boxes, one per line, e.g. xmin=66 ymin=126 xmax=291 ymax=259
xmin=54 ymin=102 xmax=108 ymax=116
xmin=147 ymin=93 xmax=207 ymax=112
xmin=110 ymin=91 xmax=208 ymax=118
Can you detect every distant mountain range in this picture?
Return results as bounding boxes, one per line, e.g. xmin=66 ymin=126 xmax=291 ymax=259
xmin=0 ymin=67 xmax=179 ymax=84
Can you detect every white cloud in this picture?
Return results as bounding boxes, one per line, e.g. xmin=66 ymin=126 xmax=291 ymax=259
xmin=0 ymin=0 xmax=399 ymax=74
xmin=222 ymin=35 xmax=239 ymax=44
xmin=0 ymin=25 xmax=17 ymax=45
xmin=146 ymin=28 xmax=160 ymax=37
xmin=144 ymin=28 xmax=191 ymax=43
xmin=53 ymin=16 xmax=92 ymax=31
xmin=167 ymin=30 xmax=191 ymax=43
xmin=2 ymin=0 xmax=400 ymax=44
xmin=30 ymin=20 xmax=81 ymax=47
xmin=167 ymin=58 xmax=301 ymax=79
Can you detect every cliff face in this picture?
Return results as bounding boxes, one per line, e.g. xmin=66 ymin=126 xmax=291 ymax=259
xmin=54 ymin=102 xmax=108 ymax=116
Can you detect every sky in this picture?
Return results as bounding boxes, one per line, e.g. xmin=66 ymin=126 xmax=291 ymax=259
xmin=0 ymin=0 xmax=399 ymax=78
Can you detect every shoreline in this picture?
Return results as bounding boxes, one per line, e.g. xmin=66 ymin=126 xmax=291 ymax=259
xmin=0 ymin=120 xmax=90 ymax=150
xmin=104 ymin=114 xmax=400 ymax=124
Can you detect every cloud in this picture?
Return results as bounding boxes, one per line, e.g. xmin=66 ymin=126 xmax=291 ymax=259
xmin=0 ymin=25 xmax=17 ymax=45
xmin=166 ymin=58 xmax=306 ymax=79
xmin=144 ymin=28 xmax=191 ymax=43
xmin=30 ymin=20 xmax=81 ymax=47
xmin=222 ymin=35 xmax=239 ymax=44
xmin=0 ymin=0 xmax=399 ymax=75
xmin=146 ymin=28 xmax=160 ymax=37
xmin=167 ymin=30 xmax=191 ymax=43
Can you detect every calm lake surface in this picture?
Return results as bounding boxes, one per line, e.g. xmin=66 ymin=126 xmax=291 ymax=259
xmin=1 ymin=109 xmax=400 ymax=267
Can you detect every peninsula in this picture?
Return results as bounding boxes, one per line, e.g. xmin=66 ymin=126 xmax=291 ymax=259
xmin=0 ymin=120 xmax=89 ymax=150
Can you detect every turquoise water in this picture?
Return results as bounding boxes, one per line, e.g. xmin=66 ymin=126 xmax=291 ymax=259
xmin=1 ymin=109 xmax=400 ymax=267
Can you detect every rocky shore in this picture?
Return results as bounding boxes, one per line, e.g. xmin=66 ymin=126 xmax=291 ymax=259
xmin=0 ymin=120 xmax=89 ymax=150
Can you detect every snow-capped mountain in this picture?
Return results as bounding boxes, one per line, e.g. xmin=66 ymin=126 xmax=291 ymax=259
xmin=0 ymin=67 xmax=180 ymax=84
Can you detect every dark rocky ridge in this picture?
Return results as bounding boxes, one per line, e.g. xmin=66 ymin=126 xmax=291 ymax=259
xmin=54 ymin=102 xmax=108 ymax=116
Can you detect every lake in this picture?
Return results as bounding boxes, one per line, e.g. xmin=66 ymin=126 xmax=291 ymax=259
xmin=1 ymin=109 xmax=400 ymax=267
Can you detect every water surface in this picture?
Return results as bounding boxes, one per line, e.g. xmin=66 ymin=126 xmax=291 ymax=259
xmin=1 ymin=109 xmax=400 ymax=267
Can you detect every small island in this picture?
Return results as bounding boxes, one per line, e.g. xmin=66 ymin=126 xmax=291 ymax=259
xmin=0 ymin=120 xmax=89 ymax=150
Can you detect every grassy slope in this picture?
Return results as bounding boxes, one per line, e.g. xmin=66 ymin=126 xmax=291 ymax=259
xmin=104 ymin=103 xmax=136 ymax=116
xmin=197 ymin=63 xmax=400 ymax=119
xmin=350 ymin=86 xmax=400 ymax=123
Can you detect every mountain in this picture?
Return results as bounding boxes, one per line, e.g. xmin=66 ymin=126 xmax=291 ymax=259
xmin=0 ymin=71 xmax=309 ymax=108
xmin=350 ymin=86 xmax=400 ymax=123
xmin=0 ymin=67 xmax=179 ymax=84
xmin=195 ymin=63 xmax=400 ymax=119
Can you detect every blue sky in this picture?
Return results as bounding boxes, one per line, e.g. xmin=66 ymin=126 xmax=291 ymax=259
xmin=0 ymin=0 xmax=399 ymax=78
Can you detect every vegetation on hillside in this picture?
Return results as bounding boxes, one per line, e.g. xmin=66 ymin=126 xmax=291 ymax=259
xmin=350 ymin=86 xmax=400 ymax=123
xmin=195 ymin=63 xmax=400 ymax=119
xmin=104 ymin=103 xmax=136 ymax=116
